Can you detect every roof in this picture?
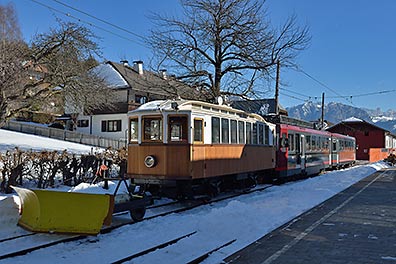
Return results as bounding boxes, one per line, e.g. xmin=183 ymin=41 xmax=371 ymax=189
xmin=342 ymin=117 xmax=364 ymax=122
xmin=107 ymin=61 xmax=206 ymax=100
xmin=231 ymin=99 xmax=287 ymax=116
xmin=327 ymin=118 xmax=391 ymax=134
xmin=129 ymin=99 xmax=267 ymax=123
xmin=89 ymin=102 xmax=129 ymax=115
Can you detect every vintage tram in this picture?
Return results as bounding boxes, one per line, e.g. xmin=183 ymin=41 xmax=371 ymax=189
xmin=126 ymin=99 xmax=276 ymax=197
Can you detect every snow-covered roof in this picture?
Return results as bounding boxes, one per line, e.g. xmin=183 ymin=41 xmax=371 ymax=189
xmin=92 ymin=63 xmax=129 ymax=89
xmin=129 ymin=99 xmax=267 ymax=122
xmin=343 ymin=117 xmax=364 ymax=122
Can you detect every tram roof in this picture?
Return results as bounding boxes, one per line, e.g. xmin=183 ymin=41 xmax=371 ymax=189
xmin=128 ymin=100 xmax=267 ymax=122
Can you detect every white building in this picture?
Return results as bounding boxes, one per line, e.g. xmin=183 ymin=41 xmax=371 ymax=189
xmin=69 ymin=60 xmax=204 ymax=140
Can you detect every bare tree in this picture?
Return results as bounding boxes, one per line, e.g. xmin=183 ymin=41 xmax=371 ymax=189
xmin=148 ymin=0 xmax=310 ymax=101
xmin=0 ymin=4 xmax=114 ymax=126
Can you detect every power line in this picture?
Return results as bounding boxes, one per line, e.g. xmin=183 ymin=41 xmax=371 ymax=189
xmin=327 ymin=89 xmax=396 ymax=99
xmin=28 ymin=0 xmax=146 ymax=48
xmin=51 ymin=0 xmax=147 ymax=42
xmin=294 ymin=66 xmax=354 ymax=105
xmin=280 ymin=87 xmax=312 ymax=99
xmin=279 ymin=91 xmax=310 ymax=102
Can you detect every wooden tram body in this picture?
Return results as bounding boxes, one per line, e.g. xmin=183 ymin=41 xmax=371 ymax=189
xmin=276 ymin=124 xmax=356 ymax=178
xmin=127 ymin=100 xmax=276 ymax=196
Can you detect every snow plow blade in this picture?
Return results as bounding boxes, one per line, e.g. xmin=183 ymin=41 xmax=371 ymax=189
xmin=12 ymin=186 xmax=112 ymax=235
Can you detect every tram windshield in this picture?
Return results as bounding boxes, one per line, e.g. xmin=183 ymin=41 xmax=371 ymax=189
xmin=168 ymin=116 xmax=188 ymax=142
xmin=143 ymin=116 xmax=163 ymax=142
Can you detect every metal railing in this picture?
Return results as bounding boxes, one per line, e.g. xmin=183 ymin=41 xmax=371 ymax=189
xmin=3 ymin=120 xmax=126 ymax=149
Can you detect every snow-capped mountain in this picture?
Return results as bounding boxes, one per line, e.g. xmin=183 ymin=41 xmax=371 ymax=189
xmin=286 ymin=101 xmax=396 ymax=134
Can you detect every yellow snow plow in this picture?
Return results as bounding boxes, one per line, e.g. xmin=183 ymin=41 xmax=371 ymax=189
xmin=12 ymin=181 xmax=152 ymax=235
xmin=12 ymin=186 xmax=112 ymax=235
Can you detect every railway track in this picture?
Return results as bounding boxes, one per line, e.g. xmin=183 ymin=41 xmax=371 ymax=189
xmin=0 ymin=184 xmax=272 ymax=261
xmin=110 ymin=230 xmax=236 ymax=264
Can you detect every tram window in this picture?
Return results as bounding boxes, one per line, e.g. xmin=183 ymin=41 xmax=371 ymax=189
xmin=324 ymin=138 xmax=329 ymax=150
xmin=143 ymin=117 xmax=163 ymax=141
xmin=258 ymin=124 xmax=264 ymax=145
xmin=281 ymin=133 xmax=289 ymax=148
xmin=221 ymin=118 xmax=230 ymax=143
xmin=212 ymin=117 xmax=220 ymax=143
xmin=231 ymin=120 xmax=238 ymax=143
xmin=252 ymin=123 xmax=258 ymax=144
xmin=194 ymin=119 xmax=204 ymax=142
xmin=130 ymin=118 xmax=138 ymax=142
xmin=264 ymin=125 xmax=269 ymax=145
xmin=288 ymin=134 xmax=294 ymax=151
xmin=169 ymin=116 xmax=188 ymax=142
xmin=306 ymin=135 xmax=311 ymax=151
xmin=312 ymin=136 xmax=317 ymax=150
xmin=246 ymin=123 xmax=252 ymax=144
xmin=238 ymin=121 xmax=245 ymax=144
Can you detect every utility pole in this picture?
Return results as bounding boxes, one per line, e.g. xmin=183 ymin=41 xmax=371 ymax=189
xmin=321 ymin=92 xmax=325 ymax=129
xmin=275 ymin=60 xmax=280 ymax=116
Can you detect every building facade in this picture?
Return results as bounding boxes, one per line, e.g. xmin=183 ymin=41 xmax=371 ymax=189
xmin=327 ymin=117 xmax=396 ymax=160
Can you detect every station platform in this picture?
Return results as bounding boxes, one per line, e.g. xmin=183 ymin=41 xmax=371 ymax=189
xmin=224 ymin=168 xmax=396 ymax=264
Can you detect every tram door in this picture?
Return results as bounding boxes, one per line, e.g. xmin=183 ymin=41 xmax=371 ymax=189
xmin=296 ymin=134 xmax=306 ymax=172
xmin=331 ymin=137 xmax=339 ymax=166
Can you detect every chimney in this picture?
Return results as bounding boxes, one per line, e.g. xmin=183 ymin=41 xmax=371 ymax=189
xmin=159 ymin=69 xmax=167 ymax=80
xmin=120 ymin=60 xmax=129 ymax=67
xmin=133 ymin=60 xmax=144 ymax=75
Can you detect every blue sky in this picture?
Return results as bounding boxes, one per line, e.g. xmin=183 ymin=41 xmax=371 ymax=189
xmin=3 ymin=0 xmax=396 ymax=111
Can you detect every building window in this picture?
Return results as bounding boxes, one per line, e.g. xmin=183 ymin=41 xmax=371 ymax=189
xmin=143 ymin=116 xmax=162 ymax=141
xmin=169 ymin=116 xmax=188 ymax=142
xmin=130 ymin=118 xmax=138 ymax=142
xmin=101 ymin=120 xmax=122 ymax=132
xmin=194 ymin=118 xmax=204 ymax=142
xmin=77 ymin=119 xmax=89 ymax=127
xmin=135 ymin=95 xmax=147 ymax=104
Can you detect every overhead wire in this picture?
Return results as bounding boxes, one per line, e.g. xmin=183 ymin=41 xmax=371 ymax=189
xmin=279 ymin=91 xmax=310 ymax=102
xmin=51 ymin=0 xmax=147 ymax=42
xmin=326 ymin=89 xmax=396 ymax=99
xmin=294 ymin=66 xmax=354 ymax=105
xmin=28 ymin=0 xmax=146 ymax=48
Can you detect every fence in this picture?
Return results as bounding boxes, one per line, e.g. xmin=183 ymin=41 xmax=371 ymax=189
xmin=3 ymin=120 xmax=127 ymax=149
xmin=368 ymin=148 xmax=395 ymax=163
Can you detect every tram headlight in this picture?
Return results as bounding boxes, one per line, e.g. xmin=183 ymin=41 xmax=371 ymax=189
xmin=144 ymin=155 xmax=156 ymax=168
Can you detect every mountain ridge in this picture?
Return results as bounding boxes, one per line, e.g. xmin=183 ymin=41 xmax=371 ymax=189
xmin=286 ymin=101 xmax=396 ymax=134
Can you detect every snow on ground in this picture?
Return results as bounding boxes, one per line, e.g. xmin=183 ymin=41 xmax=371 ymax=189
xmin=0 ymin=129 xmax=391 ymax=263
xmin=0 ymin=129 xmax=95 ymax=154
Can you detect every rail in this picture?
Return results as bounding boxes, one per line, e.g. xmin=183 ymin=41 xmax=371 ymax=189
xmin=2 ymin=120 xmax=126 ymax=149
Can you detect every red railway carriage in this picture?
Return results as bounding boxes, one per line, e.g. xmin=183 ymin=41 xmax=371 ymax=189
xmin=330 ymin=133 xmax=356 ymax=168
xmin=276 ymin=124 xmax=355 ymax=178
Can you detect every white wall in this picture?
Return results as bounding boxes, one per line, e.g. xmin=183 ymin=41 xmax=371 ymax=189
xmin=76 ymin=113 xmax=128 ymax=141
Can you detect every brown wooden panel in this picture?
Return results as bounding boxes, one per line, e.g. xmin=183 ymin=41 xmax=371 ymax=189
xmin=191 ymin=145 xmax=275 ymax=179
xmin=128 ymin=144 xmax=191 ymax=180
